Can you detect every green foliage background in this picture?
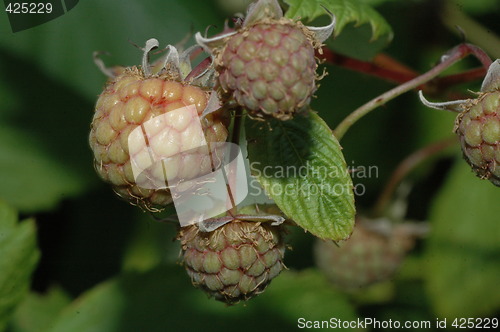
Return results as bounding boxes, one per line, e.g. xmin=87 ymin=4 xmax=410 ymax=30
xmin=0 ymin=0 xmax=499 ymax=331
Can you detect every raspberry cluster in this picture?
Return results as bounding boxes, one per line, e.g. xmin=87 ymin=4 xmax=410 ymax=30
xmin=89 ymin=0 xmax=333 ymax=303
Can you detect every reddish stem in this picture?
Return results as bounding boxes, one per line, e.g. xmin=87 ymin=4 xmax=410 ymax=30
xmin=189 ymin=47 xmax=204 ymax=61
xmin=433 ymin=67 xmax=487 ymax=90
xmin=185 ymin=56 xmax=212 ymax=81
xmin=320 ymin=46 xmax=491 ymax=91
xmin=318 ymin=48 xmax=418 ymax=84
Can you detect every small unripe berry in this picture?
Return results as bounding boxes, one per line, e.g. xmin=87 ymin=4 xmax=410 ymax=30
xmin=420 ymin=59 xmax=500 ymax=186
xmin=178 ymin=215 xmax=286 ymax=304
xmin=218 ymin=19 xmax=319 ymax=120
xmin=455 ymin=91 xmax=500 ymax=186
xmin=196 ymin=0 xmax=334 ymax=121
xmin=314 ymin=220 xmax=419 ymax=290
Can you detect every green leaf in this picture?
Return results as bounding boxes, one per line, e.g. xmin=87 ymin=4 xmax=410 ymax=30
xmin=284 ymin=0 xmax=393 ymax=43
xmin=0 ymin=201 xmax=40 ymax=331
xmin=359 ymin=0 xmax=397 ymax=6
xmin=0 ymin=127 xmax=87 ymax=212
xmin=10 ymin=287 xmax=71 ymax=332
xmin=424 ymin=160 xmax=500 ymax=318
xmin=246 ymin=112 xmax=355 ymax=241
xmin=46 ymin=267 xmax=356 ymax=332
xmin=326 ymin=23 xmax=391 ymax=61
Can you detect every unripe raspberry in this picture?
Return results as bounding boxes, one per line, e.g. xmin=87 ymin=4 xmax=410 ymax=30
xmin=178 ymin=215 xmax=286 ymax=304
xmin=196 ymin=0 xmax=335 ymax=120
xmin=89 ymin=65 xmax=228 ymax=210
xmin=420 ymin=59 xmax=500 ymax=186
xmin=314 ymin=220 xmax=420 ymax=290
xmin=218 ymin=19 xmax=318 ymax=120
xmin=455 ymin=91 xmax=500 ymax=186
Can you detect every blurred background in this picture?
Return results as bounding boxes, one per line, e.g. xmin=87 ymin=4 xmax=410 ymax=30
xmin=0 ymin=0 xmax=499 ymax=331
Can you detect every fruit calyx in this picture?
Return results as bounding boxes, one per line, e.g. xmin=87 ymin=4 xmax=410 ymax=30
xmin=195 ymin=0 xmax=335 ymax=54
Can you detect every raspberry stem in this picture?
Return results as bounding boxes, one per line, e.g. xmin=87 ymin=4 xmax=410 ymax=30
xmin=226 ymin=108 xmax=244 ymax=216
xmin=433 ymin=67 xmax=487 ymax=91
xmin=441 ymin=0 xmax=500 ymax=58
xmin=333 ymin=43 xmax=492 ymax=140
xmin=320 ymin=48 xmax=488 ymax=91
xmin=318 ymin=48 xmax=418 ymax=85
xmin=371 ymin=137 xmax=457 ymax=217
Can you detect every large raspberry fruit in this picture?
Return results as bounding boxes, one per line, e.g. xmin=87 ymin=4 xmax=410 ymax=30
xmin=196 ymin=0 xmax=334 ymax=120
xmin=89 ymin=66 xmax=228 ymax=210
xmin=314 ymin=219 xmax=419 ymax=290
xmin=178 ymin=215 xmax=286 ymax=304
xmin=455 ymin=91 xmax=500 ymax=186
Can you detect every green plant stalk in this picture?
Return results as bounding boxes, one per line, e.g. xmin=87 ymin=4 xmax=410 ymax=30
xmin=371 ymin=136 xmax=457 ymax=217
xmin=226 ymin=107 xmax=244 ymax=216
xmin=442 ymin=0 xmax=500 ymax=59
xmin=333 ymin=43 xmax=492 ymax=140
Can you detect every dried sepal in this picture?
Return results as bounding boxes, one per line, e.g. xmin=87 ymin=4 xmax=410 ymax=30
xmin=159 ymin=44 xmax=181 ymax=77
xmin=198 ymin=216 xmax=234 ymax=232
xmin=418 ymin=90 xmax=467 ymax=113
xmin=481 ymin=59 xmax=500 ymax=92
xmin=201 ymin=91 xmax=222 ymax=119
xmin=243 ymin=0 xmax=283 ymax=26
xmin=197 ymin=207 xmax=286 ymax=232
xmin=304 ymin=7 xmax=336 ymax=44
xmin=141 ymin=38 xmax=160 ymax=77
xmin=195 ymin=0 xmax=335 ymax=55
xmin=93 ymin=51 xmax=124 ymax=79
xmin=195 ymin=30 xmax=237 ymax=54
